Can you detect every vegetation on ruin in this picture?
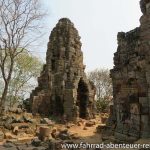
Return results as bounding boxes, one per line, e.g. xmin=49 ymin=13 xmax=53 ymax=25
xmin=87 ymin=68 xmax=112 ymax=113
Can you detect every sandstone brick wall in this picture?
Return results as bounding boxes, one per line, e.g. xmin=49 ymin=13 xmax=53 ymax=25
xmin=108 ymin=0 xmax=150 ymax=140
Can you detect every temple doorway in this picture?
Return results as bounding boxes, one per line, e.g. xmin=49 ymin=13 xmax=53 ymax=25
xmin=77 ymin=78 xmax=89 ymax=119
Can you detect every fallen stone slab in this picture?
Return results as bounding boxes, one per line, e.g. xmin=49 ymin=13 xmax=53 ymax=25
xmin=23 ymin=113 xmax=34 ymax=123
xmin=39 ymin=126 xmax=51 ymax=141
xmin=41 ymin=118 xmax=53 ymax=125
xmin=17 ymin=136 xmax=35 ymax=143
xmin=11 ymin=123 xmax=29 ymax=129
xmin=5 ymin=132 xmax=17 ymax=140
xmin=85 ymin=121 xmax=96 ymax=127
xmin=96 ymin=124 xmax=106 ymax=133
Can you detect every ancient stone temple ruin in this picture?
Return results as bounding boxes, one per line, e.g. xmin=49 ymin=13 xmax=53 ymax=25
xmin=108 ymin=0 xmax=150 ymax=140
xmin=29 ymin=18 xmax=96 ymax=121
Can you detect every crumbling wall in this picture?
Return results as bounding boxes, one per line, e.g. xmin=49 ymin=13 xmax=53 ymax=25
xmin=108 ymin=0 xmax=150 ymax=140
xmin=29 ymin=18 xmax=96 ymax=121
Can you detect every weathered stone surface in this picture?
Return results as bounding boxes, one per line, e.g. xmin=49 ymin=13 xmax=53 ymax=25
xmin=29 ymin=18 xmax=96 ymax=121
xmin=3 ymin=142 xmax=16 ymax=148
xmin=5 ymin=117 xmax=13 ymax=130
xmin=8 ymin=108 xmax=23 ymax=114
xmin=31 ymin=138 xmax=42 ymax=147
xmin=11 ymin=123 xmax=29 ymax=129
xmin=5 ymin=132 xmax=17 ymax=139
xmin=51 ymin=128 xmax=57 ymax=139
xmin=85 ymin=120 xmax=95 ymax=127
xmin=40 ymin=118 xmax=53 ymax=125
xmin=39 ymin=126 xmax=50 ymax=141
xmin=0 ymin=130 xmax=4 ymax=142
xmin=96 ymin=124 xmax=107 ymax=133
xmin=13 ymin=126 xmax=19 ymax=135
xmin=107 ymin=0 xmax=150 ymax=140
xmin=23 ymin=113 xmax=33 ymax=123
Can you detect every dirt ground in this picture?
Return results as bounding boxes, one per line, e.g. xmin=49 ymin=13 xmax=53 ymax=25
xmin=56 ymin=117 xmax=102 ymax=143
xmin=1 ymin=112 xmax=149 ymax=150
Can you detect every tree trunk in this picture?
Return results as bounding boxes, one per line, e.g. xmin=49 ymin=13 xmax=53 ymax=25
xmin=0 ymin=59 xmax=14 ymax=114
xmin=0 ymin=82 xmax=8 ymax=114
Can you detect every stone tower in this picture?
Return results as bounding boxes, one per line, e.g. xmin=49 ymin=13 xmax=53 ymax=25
xmin=29 ymin=18 xmax=96 ymax=121
xmin=107 ymin=0 xmax=150 ymax=141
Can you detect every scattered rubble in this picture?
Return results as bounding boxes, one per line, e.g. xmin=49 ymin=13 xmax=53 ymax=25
xmin=0 ymin=107 xmax=102 ymax=149
xmin=85 ymin=120 xmax=96 ymax=127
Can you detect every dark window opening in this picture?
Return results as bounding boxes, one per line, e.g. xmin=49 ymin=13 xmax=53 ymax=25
xmin=51 ymin=59 xmax=55 ymax=71
xmin=55 ymin=96 xmax=64 ymax=116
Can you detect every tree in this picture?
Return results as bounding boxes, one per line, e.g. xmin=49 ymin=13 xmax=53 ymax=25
xmin=0 ymin=0 xmax=45 ymax=112
xmin=6 ymin=50 xmax=43 ymax=107
xmin=87 ymin=68 xmax=113 ymax=112
xmin=87 ymin=68 xmax=112 ymax=100
xmin=0 ymin=49 xmax=43 ymax=108
xmin=96 ymin=97 xmax=110 ymax=113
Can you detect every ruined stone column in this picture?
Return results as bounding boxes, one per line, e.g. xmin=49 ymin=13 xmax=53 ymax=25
xmin=29 ymin=18 xmax=96 ymax=121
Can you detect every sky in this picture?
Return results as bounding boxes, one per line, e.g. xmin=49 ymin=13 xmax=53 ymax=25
xmin=38 ymin=0 xmax=142 ymax=72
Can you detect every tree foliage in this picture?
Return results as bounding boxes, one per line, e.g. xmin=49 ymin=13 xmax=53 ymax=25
xmin=0 ymin=0 xmax=45 ymax=111
xmin=87 ymin=68 xmax=112 ymax=99
xmin=9 ymin=50 xmax=43 ymax=107
xmin=87 ymin=68 xmax=113 ymax=113
xmin=96 ymin=98 xmax=110 ymax=113
xmin=0 ymin=50 xmax=43 ymax=107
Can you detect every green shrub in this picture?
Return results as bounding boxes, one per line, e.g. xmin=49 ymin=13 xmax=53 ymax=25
xmin=96 ymin=98 xmax=109 ymax=113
